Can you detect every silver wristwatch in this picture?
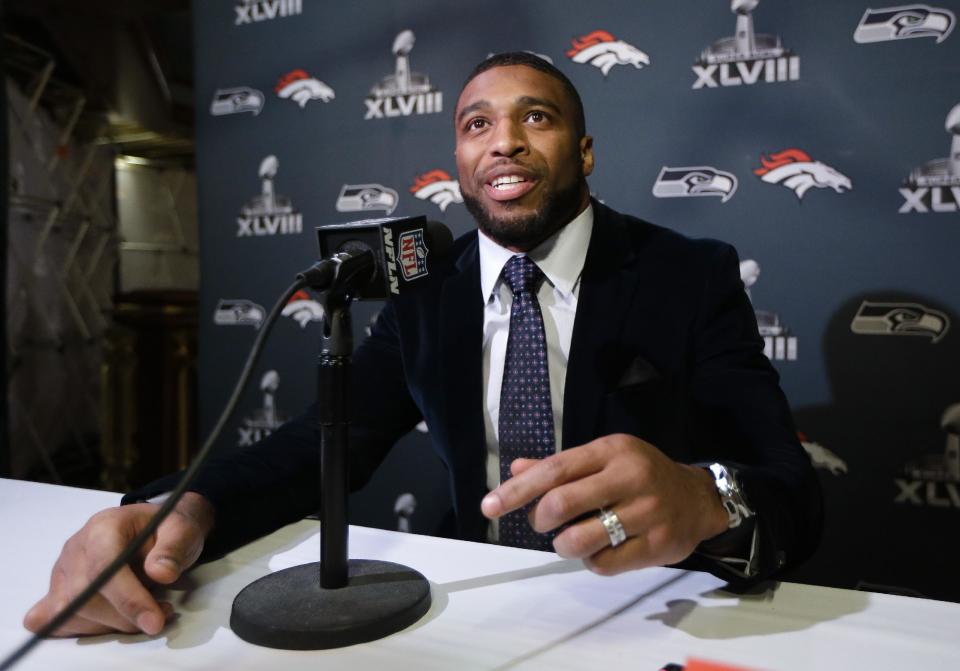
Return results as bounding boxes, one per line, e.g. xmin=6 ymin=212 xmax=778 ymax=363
xmin=707 ymin=463 xmax=754 ymax=529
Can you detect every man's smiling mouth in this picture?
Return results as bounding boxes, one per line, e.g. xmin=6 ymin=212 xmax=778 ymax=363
xmin=484 ymin=173 xmax=537 ymax=201
xmin=491 ymin=175 xmax=527 ymax=190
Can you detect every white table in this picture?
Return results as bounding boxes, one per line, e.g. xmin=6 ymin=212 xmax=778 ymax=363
xmin=1 ymin=478 xmax=957 ymax=670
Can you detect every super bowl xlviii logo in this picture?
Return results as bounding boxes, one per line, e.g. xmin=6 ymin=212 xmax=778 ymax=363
xmin=895 ymin=403 xmax=960 ymax=507
xmin=365 ymin=30 xmax=442 ymax=120
xmin=652 ymin=166 xmax=738 ymax=203
xmin=850 ymin=300 xmax=950 ymax=343
xmin=566 ymin=30 xmax=649 ymax=76
xmin=336 ymin=183 xmax=398 ymax=215
xmin=854 ymin=4 xmax=955 ymax=44
xmin=693 ymin=0 xmax=799 ymax=89
xmin=210 ymin=87 xmax=264 ymax=116
xmin=740 ymin=259 xmax=797 ymax=361
xmin=234 ymin=0 xmax=302 ymax=26
xmin=410 ymin=170 xmax=463 ymax=212
xmin=238 ymin=370 xmax=288 ymax=446
xmin=900 ymin=103 xmax=960 ymax=213
xmin=754 ymin=148 xmax=852 ymax=200
xmin=275 ymin=69 xmax=334 ymax=108
xmin=237 ymin=155 xmax=302 ymax=237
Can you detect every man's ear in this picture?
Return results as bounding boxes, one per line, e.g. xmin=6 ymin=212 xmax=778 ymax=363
xmin=580 ymin=135 xmax=595 ymax=177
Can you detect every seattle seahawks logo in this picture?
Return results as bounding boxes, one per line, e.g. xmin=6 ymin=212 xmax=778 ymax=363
xmin=851 ymin=300 xmax=950 ymax=343
xmin=214 ymin=299 xmax=264 ymax=327
xmin=854 ymin=4 xmax=956 ymax=44
xmin=410 ymin=169 xmax=463 ymax=212
xmin=754 ymin=148 xmax=852 ymax=200
xmin=210 ymin=87 xmax=264 ymax=116
xmin=566 ymin=30 xmax=650 ymax=76
xmin=281 ymin=289 xmax=324 ymax=328
xmin=652 ymin=166 xmax=738 ymax=203
xmin=336 ymin=183 xmax=398 ymax=215
xmin=275 ymin=69 xmax=334 ymax=108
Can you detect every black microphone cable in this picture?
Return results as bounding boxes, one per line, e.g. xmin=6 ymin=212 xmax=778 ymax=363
xmin=0 ymin=275 xmax=312 ymax=671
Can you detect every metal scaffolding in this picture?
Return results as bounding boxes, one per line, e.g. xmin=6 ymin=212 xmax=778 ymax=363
xmin=5 ymin=33 xmax=118 ymax=483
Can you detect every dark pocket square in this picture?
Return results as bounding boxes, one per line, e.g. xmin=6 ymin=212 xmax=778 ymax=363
xmin=616 ymin=355 xmax=662 ymax=389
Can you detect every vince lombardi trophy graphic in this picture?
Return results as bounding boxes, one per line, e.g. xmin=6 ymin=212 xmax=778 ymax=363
xmin=904 ymin=403 xmax=960 ymax=482
xmin=949 ymin=104 xmax=960 ymax=178
xmin=702 ymin=0 xmax=787 ymax=63
xmin=393 ymin=30 xmax=413 ymax=94
xmin=740 ymin=259 xmax=760 ymax=301
xmin=260 ymin=370 xmax=279 ymax=427
xmin=942 ymin=403 xmax=960 ymax=481
xmin=733 ymin=0 xmax=759 ymax=58
xmin=394 ymin=493 xmax=417 ymax=533
xmin=908 ymin=103 xmax=960 ymax=186
xmin=241 ymin=155 xmax=293 ymax=216
xmin=371 ymin=30 xmax=432 ymax=97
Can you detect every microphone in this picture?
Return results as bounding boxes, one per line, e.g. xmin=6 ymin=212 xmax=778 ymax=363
xmin=301 ymin=216 xmax=453 ymax=299
xmin=230 ymin=218 xmax=444 ymax=651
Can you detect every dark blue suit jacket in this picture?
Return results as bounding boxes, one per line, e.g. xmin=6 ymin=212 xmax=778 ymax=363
xmin=128 ymin=201 xmax=822 ymax=583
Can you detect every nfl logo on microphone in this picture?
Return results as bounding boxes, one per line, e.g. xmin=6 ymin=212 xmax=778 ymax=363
xmin=398 ymin=228 xmax=429 ymax=280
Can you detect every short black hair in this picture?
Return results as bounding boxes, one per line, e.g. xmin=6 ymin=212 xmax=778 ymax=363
xmin=460 ymin=52 xmax=586 ymax=138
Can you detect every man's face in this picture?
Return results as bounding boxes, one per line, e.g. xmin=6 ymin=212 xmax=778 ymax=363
xmin=454 ymin=65 xmax=594 ymax=251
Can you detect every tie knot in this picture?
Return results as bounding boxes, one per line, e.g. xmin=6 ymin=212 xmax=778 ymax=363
xmin=502 ymin=255 xmax=545 ymax=296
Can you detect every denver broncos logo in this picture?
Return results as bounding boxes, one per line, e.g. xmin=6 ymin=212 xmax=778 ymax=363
xmin=275 ymin=69 xmax=335 ymax=108
xmin=798 ymin=432 xmax=848 ymax=475
xmin=754 ymin=148 xmax=852 ymax=200
xmin=410 ymin=169 xmax=463 ymax=212
xmin=281 ymin=289 xmax=324 ymax=328
xmin=566 ymin=30 xmax=650 ymax=76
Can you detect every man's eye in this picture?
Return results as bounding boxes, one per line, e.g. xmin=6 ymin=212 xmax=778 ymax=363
xmin=467 ymin=118 xmax=487 ymax=130
xmin=527 ymin=111 xmax=546 ymax=123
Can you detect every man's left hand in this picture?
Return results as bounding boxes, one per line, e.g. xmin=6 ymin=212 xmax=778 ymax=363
xmin=480 ymin=433 xmax=730 ymax=575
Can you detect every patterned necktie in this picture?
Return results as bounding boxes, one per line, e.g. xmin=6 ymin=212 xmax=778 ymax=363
xmin=498 ymin=255 xmax=555 ymax=550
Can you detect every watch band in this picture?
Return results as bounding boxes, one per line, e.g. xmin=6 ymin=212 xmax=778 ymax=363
xmin=707 ymin=462 xmax=754 ymax=529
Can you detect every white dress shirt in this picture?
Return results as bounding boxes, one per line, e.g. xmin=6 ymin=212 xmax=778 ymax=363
xmin=478 ymin=205 xmax=594 ymax=540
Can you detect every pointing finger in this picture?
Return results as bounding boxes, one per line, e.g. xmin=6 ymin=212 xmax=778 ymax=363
xmin=482 ymin=447 xmax=604 ymax=519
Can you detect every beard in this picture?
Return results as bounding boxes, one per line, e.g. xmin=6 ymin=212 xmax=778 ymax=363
xmin=462 ymin=175 xmax=586 ymax=251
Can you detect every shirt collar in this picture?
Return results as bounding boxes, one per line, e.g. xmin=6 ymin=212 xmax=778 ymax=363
xmin=478 ymin=204 xmax=594 ymax=303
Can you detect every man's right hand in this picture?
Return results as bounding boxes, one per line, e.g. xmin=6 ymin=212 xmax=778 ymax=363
xmin=23 ymin=492 xmax=215 ymax=637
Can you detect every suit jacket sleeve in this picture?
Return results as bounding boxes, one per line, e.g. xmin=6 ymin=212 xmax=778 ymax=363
xmin=123 ymin=299 xmax=422 ymax=560
xmin=684 ymin=242 xmax=823 ymax=583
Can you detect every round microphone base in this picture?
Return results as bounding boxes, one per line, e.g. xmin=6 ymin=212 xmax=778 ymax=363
xmin=230 ymin=559 xmax=431 ymax=650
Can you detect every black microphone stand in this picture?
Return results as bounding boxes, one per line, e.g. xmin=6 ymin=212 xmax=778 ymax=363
xmin=230 ymin=251 xmax=432 ymax=650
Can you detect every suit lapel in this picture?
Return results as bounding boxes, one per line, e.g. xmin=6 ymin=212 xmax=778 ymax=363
xmin=562 ymin=202 xmax=642 ymax=449
xmin=437 ymin=236 xmax=488 ymax=539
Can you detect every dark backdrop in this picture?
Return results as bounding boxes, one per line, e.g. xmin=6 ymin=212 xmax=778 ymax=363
xmin=192 ymin=0 xmax=960 ymax=601
xmin=1 ymin=4 xmax=10 ymax=479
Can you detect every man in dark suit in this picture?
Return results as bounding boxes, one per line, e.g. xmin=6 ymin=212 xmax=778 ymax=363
xmin=25 ymin=52 xmax=821 ymax=638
